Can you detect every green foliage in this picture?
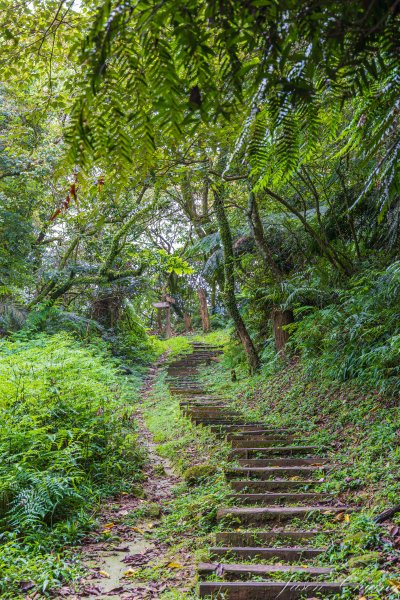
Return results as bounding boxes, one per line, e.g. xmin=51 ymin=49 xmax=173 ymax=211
xmin=114 ymin=300 xmax=155 ymax=363
xmin=0 ymin=333 xmax=144 ymax=596
xmin=289 ymin=261 xmax=400 ymax=394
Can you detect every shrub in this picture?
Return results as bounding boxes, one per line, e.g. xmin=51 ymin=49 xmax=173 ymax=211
xmin=0 ymin=332 xmax=144 ymax=596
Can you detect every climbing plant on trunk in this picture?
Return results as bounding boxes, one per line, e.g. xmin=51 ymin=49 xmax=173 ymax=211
xmin=212 ymin=183 xmax=260 ymax=373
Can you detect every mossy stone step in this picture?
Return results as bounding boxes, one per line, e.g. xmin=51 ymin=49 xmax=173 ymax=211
xmin=195 ymin=420 xmax=265 ymax=426
xmin=230 ymin=492 xmax=332 ymax=505
xmin=198 ymin=581 xmax=351 ymax=599
xmin=217 ymin=506 xmax=354 ymax=525
xmin=230 ymin=480 xmax=319 ymax=492
xmin=228 ymin=434 xmax=297 ymax=443
xmin=215 ymin=530 xmax=335 ymax=546
xmin=237 ymin=457 xmax=329 ymax=467
xmin=227 ymin=430 xmax=295 ymax=439
xmin=226 ymin=466 xmax=327 ymax=479
xmin=198 ymin=562 xmax=333 ymax=578
xmin=209 ymin=546 xmax=327 ymax=561
xmin=231 ymin=438 xmax=301 ymax=448
xmin=229 ymin=445 xmax=321 ymax=457
xmin=170 ymin=388 xmax=209 ymax=395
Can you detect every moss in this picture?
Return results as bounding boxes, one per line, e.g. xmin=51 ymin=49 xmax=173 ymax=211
xmin=182 ymin=464 xmax=218 ymax=486
xmin=347 ymin=551 xmax=381 ymax=567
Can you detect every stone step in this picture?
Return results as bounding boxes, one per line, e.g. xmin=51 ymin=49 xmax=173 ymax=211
xmin=228 ymin=434 xmax=297 ymax=443
xmin=185 ymin=408 xmax=239 ymax=415
xmin=196 ymin=420 xmax=265 ymax=426
xmin=198 ymin=562 xmax=333 ymax=578
xmin=227 ymin=430 xmax=295 ymax=439
xmin=230 ymin=446 xmax=321 ymax=458
xmin=209 ymin=546 xmax=327 ymax=561
xmin=230 ymin=492 xmax=331 ymax=505
xmin=220 ymin=427 xmax=293 ymax=435
xmin=231 ymin=438 xmax=301 ymax=448
xmin=217 ymin=506 xmax=354 ymax=525
xmin=237 ymin=457 xmax=329 ymax=467
xmin=226 ymin=466 xmax=327 ymax=479
xmin=198 ymin=581 xmax=351 ymax=599
xmin=215 ymin=530 xmax=335 ymax=546
xmin=231 ymin=479 xmax=319 ymax=492
xmin=170 ymin=388 xmax=208 ymax=395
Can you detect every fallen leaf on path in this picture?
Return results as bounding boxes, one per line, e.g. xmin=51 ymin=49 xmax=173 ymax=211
xmin=167 ymin=562 xmax=183 ymax=569
xmin=131 ymin=526 xmax=144 ymax=534
xmin=123 ymin=568 xmax=138 ymax=578
xmin=99 ymin=570 xmax=110 ymax=578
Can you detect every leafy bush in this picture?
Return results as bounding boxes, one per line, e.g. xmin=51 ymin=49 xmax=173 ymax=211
xmin=289 ymin=261 xmax=400 ymax=394
xmin=0 ymin=332 xmax=144 ymax=596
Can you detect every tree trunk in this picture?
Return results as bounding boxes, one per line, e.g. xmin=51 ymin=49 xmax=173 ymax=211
xmin=247 ymin=190 xmax=281 ymax=279
xmin=272 ymin=309 xmax=294 ymax=353
xmin=157 ymin=308 xmax=163 ymax=333
xmin=213 ymin=185 xmax=260 ymax=373
xmin=211 ymin=280 xmax=216 ymax=314
xmin=197 ymin=287 xmax=211 ymax=332
xmin=183 ymin=313 xmax=192 ymax=332
xmin=165 ymin=305 xmax=172 ymax=338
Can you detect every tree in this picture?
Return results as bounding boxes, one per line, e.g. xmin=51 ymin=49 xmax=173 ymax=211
xmin=213 ymin=183 xmax=260 ymax=373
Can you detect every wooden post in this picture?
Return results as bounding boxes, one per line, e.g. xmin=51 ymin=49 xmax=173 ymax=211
xmin=157 ymin=308 xmax=163 ymax=333
xmin=197 ymin=287 xmax=211 ymax=332
xmin=183 ymin=313 xmax=192 ymax=332
xmin=272 ymin=309 xmax=294 ymax=353
xmin=165 ymin=304 xmax=172 ymax=338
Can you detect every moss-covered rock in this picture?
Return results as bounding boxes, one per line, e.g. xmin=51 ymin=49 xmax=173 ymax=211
xmin=183 ymin=464 xmax=218 ymax=486
xmin=347 ymin=551 xmax=381 ymax=567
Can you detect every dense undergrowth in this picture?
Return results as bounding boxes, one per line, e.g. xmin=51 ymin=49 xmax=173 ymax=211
xmin=0 ymin=332 xmax=145 ymax=598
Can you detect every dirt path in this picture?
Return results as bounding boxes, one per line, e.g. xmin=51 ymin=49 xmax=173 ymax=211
xmin=58 ymin=362 xmax=192 ymax=600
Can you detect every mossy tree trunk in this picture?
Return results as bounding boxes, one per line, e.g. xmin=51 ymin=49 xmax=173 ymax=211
xmin=272 ymin=308 xmax=294 ymax=353
xmin=213 ymin=185 xmax=260 ymax=373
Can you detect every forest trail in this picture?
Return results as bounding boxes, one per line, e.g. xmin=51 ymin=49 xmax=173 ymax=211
xmin=168 ymin=343 xmax=357 ymax=599
xmin=65 ymin=361 xmax=189 ymax=600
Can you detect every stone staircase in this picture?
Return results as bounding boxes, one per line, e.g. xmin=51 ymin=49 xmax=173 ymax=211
xmin=167 ymin=342 xmax=356 ymax=599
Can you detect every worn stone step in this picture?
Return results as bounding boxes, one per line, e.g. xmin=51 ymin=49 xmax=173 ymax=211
xmin=227 ymin=466 xmax=327 ymax=479
xmin=170 ymin=388 xmax=209 ymax=395
xmin=227 ymin=430 xmax=295 ymax=439
xmin=209 ymin=546 xmax=327 ymax=561
xmin=198 ymin=562 xmax=333 ymax=578
xmin=198 ymin=581 xmax=351 ymax=599
xmin=186 ymin=411 xmax=238 ymax=419
xmin=185 ymin=408 xmax=239 ymax=415
xmin=228 ymin=435 xmax=297 ymax=443
xmin=217 ymin=506 xmax=354 ymax=525
xmin=231 ymin=438 xmax=302 ymax=448
xmin=230 ymin=479 xmax=319 ymax=492
xmin=215 ymin=530 xmax=334 ymax=546
xmin=237 ymin=457 xmax=329 ymax=467
xmin=221 ymin=427 xmax=292 ymax=435
xmin=196 ymin=420 xmax=265 ymax=426
xmin=230 ymin=492 xmax=331 ymax=505
xmin=230 ymin=446 xmax=321 ymax=458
